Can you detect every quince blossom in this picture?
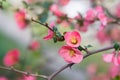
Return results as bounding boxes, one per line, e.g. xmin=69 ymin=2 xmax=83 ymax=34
xmin=59 ymin=45 xmax=83 ymax=63
xmin=43 ymin=22 xmax=55 ymax=40
xmin=29 ymin=40 xmax=40 ymax=50
xmin=103 ymin=51 xmax=120 ymax=66
xmin=64 ymin=31 xmax=81 ymax=47
xmin=15 ymin=10 xmax=27 ymax=29
xmin=3 ymin=49 xmax=20 ymax=66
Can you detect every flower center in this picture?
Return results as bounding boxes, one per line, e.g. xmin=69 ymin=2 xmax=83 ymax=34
xmin=71 ymin=37 xmax=77 ymax=44
xmin=69 ymin=49 xmax=75 ymax=57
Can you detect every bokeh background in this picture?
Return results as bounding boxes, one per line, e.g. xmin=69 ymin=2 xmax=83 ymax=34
xmin=0 ymin=0 xmax=120 ymax=80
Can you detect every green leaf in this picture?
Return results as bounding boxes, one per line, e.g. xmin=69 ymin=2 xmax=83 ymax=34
xmin=78 ymin=46 xmax=85 ymax=51
xmin=53 ymin=37 xmax=57 ymax=43
xmin=114 ymin=42 xmax=120 ymax=51
xmin=84 ymin=45 xmax=93 ymax=48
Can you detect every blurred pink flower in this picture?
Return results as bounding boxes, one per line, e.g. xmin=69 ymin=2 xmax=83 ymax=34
xmin=29 ymin=40 xmax=40 ymax=50
xmin=103 ymin=51 xmax=120 ymax=66
xmin=96 ymin=30 xmax=109 ymax=44
xmin=85 ymin=9 xmax=96 ymax=21
xmin=108 ymin=65 xmax=120 ymax=78
xmin=59 ymin=45 xmax=83 ymax=63
xmin=3 ymin=49 xmax=20 ymax=66
xmin=109 ymin=27 xmax=120 ymax=42
xmin=97 ymin=13 xmax=108 ymax=26
xmin=0 ymin=77 xmax=8 ymax=80
xmin=24 ymin=76 xmax=36 ymax=80
xmin=64 ymin=31 xmax=81 ymax=47
xmin=50 ymin=4 xmax=65 ymax=17
xmin=87 ymin=64 xmax=97 ymax=76
xmin=59 ymin=0 xmax=70 ymax=6
xmin=43 ymin=22 xmax=55 ymax=40
xmin=15 ymin=10 xmax=27 ymax=29
xmin=95 ymin=6 xmax=104 ymax=13
xmin=115 ymin=3 xmax=120 ymax=17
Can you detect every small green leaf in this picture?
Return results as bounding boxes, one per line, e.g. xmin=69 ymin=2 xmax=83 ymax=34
xmin=114 ymin=42 xmax=120 ymax=51
xmin=53 ymin=37 xmax=57 ymax=43
xmin=85 ymin=45 xmax=93 ymax=48
xmin=78 ymin=46 xmax=85 ymax=51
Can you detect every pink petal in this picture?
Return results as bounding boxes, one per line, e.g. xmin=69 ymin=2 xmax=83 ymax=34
xmin=112 ymin=57 xmax=119 ymax=66
xmin=43 ymin=22 xmax=55 ymax=40
xmin=85 ymin=9 xmax=96 ymax=21
xmin=103 ymin=54 xmax=114 ymax=62
xmin=64 ymin=31 xmax=81 ymax=47
xmin=3 ymin=49 xmax=20 ymax=66
xmin=59 ymin=46 xmax=83 ymax=63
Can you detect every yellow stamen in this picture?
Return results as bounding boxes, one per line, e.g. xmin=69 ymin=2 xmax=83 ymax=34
xmin=69 ymin=49 xmax=75 ymax=57
xmin=71 ymin=37 xmax=77 ymax=44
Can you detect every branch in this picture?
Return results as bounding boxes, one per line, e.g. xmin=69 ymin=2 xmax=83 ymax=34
xmin=0 ymin=66 xmax=48 ymax=79
xmin=48 ymin=45 xmax=115 ymax=80
xmin=31 ymin=18 xmax=54 ymax=32
xmin=0 ymin=44 xmax=117 ymax=80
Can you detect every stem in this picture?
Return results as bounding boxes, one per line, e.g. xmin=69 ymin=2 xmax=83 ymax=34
xmin=0 ymin=66 xmax=48 ymax=79
xmin=48 ymin=45 xmax=115 ymax=80
xmin=31 ymin=18 xmax=54 ymax=32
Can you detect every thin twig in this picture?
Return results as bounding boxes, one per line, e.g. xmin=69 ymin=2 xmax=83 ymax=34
xmin=31 ymin=18 xmax=54 ymax=32
xmin=0 ymin=66 xmax=48 ymax=79
xmin=48 ymin=45 xmax=115 ymax=80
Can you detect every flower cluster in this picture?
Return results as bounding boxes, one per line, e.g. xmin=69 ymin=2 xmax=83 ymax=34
xmin=59 ymin=31 xmax=83 ymax=63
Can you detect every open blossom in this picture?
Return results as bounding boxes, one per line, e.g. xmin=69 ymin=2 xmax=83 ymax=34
xmin=15 ymin=10 xmax=27 ymax=29
xmin=29 ymin=40 xmax=40 ymax=50
xmin=59 ymin=0 xmax=70 ymax=6
xmin=43 ymin=22 xmax=55 ymax=40
xmin=59 ymin=45 xmax=83 ymax=63
xmin=3 ymin=49 xmax=20 ymax=66
xmin=64 ymin=31 xmax=81 ymax=47
xmin=0 ymin=77 xmax=8 ymax=80
xmin=103 ymin=51 xmax=120 ymax=66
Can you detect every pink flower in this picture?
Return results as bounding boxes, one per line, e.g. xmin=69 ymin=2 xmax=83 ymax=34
xmin=87 ymin=64 xmax=97 ymax=76
xmin=3 ymin=49 xmax=20 ymax=66
xmin=64 ymin=31 xmax=81 ymax=47
xmin=50 ymin=4 xmax=65 ymax=17
xmin=43 ymin=22 xmax=55 ymax=40
xmin=0 ymin=77 xmax=8 ymax=80
xmin=15 ymin=10 xmax=27 ymax=29
xmin=24 ymin=76 xmax=36 ymax=80
xmin=59 ymin=0 xmax=70 ymax=6
xmin=96 ymin=30 xmax=109 ymax=44
xmin=103 ymin=51 xmax=120 ymax=66
xmin=59 ymin=45 xmax=83 ymax=63
xmin=108 ymin=65 xmax=120 ymax=78
xmin=29 ymin=40 xmax=40 ymax=50
xmin=95 ymin=6 xmax=104 ymax=13
xmin=97 ymin=13 xmax=108 ymax=26
xmin=85 ymin=9 xmax=96 ymax=21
